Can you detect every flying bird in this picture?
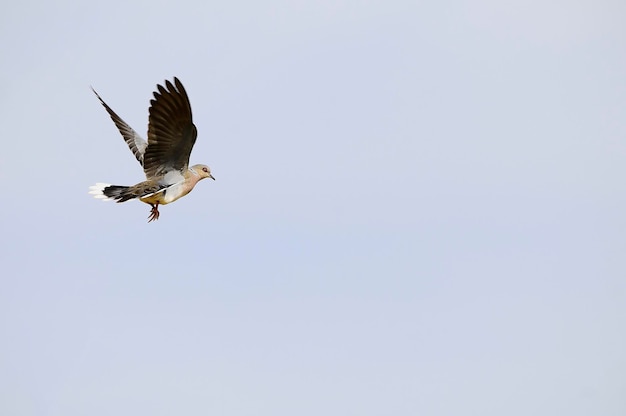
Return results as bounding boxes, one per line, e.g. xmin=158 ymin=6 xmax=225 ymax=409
xmin=89 ymin=77 xmax=214 ymax=222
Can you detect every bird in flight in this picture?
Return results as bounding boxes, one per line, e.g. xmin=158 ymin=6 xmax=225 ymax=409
xmin=89 ymin=77 xmax=214 ymax=222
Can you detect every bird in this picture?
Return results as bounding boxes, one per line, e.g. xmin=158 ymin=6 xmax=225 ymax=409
xmin=89 ymin=77 xmax=214 ymax=222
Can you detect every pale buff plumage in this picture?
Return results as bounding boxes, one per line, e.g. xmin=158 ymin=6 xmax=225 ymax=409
xmin=89 ymin=78 xmax=214 ymax=222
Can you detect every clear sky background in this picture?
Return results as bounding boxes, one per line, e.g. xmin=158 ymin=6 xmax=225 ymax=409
xmin=1 ymin=1 xmax=625 ymax=415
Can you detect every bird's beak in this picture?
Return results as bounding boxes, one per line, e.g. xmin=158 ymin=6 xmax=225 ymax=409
xmin=210 ymin=174 xmax=215 ymax=180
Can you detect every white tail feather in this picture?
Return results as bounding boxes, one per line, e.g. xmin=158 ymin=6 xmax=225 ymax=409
xmin=89 ymin=183 xmax=113 ymax=201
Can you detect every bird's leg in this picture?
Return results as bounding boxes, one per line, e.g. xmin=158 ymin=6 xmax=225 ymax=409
xmin=148 ymin=203 xmax=160 ymax=222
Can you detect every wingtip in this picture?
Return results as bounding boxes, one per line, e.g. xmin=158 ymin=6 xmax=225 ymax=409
xmin=91 ymin=87 xmax=105 ymax=103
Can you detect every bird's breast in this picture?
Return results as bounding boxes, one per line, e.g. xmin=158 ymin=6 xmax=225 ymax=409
xmin=140 ymin=180 xmax=197 ymax=205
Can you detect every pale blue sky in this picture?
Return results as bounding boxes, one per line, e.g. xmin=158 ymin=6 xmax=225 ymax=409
xmin=1 ymin=1 xmax=625 ymax=415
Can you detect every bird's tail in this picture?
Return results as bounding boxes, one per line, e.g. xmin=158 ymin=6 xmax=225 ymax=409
xmin=88 ymin=183 xmax=137 ymax=203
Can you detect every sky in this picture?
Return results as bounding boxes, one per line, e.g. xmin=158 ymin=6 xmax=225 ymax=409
xmin=1 ymin=0 xmax=625 ymax=415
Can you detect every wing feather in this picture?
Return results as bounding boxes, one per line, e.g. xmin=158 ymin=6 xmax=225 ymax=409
xmin=91 ymin=87 xmax=147 ymax=166
xmin=143 ymin=78 xmax=197 ymax=178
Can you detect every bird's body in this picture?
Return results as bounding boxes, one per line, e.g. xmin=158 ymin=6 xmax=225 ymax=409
xmin=89 ymin=78 xmax=214 ymax=222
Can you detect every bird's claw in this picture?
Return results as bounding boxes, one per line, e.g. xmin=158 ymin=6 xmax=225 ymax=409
xmin=148 ymin=204 xmax=160 ymax=222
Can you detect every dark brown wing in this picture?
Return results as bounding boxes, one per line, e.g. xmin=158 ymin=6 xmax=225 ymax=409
xmin=92 ymin=87 xmax=147 ymax=166
xmin=144 ymin=78 xmax=197 ymax=179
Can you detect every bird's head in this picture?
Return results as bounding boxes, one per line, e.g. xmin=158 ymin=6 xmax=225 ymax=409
xmin=192 ymin=164 xmax=215 ymax=180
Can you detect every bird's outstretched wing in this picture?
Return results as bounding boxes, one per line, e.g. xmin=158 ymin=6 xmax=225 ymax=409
xmin=144 ymin=78 xmax=197 ymax=179
xmin=91 ymin=87 xmax=147 ymax=166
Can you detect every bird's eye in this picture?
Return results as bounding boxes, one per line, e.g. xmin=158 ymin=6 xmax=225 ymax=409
xmin=202 ymin=167 xmax=208 ymax=172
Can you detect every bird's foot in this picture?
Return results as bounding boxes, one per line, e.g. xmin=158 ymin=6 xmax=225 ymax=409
xmin=148 ymin=204 xmax=160 ymax=222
